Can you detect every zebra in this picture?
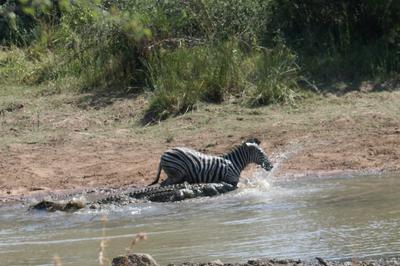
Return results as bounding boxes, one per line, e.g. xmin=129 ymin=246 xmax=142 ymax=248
xmin=148 ymin=138 xmax=273 ymax=187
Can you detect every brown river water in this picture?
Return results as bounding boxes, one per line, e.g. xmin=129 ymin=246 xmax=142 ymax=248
xmin=0 ymin=172 xmax=399 ymax=265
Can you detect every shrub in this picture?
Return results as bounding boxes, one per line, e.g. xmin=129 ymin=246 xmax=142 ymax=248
xmin=2 ymin=0 xmax=399 ymax=123
xmin=145 ymin=41 xmax=245 ymax=121
xmin=0 ymin=47 xmax=30 ymax=83
xmin=145 ymin=39 xmax=301 ymax=121
xmin=267 ymin=0 xmax=400 ymax=82
xmin=3 ymin=1 xmax=152 ymax=92
xmin=243 ymin=42 xmax=300 ymax=106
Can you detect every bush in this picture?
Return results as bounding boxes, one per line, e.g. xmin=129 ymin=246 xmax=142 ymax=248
xmin=1 ymin=0 xmax=399 ymax=123
xmin=1 ymin=1 xmax=152 ymax=92
xmin=145 ymin=39 xmax=300 ymax=121
xmin=0 ymin=47 xmax=32 ymax=83
xmin=243 ymin=42 xmax=300 ymax=106
xmin=59 ymin=7 xmax=151 ymax=91
xmin=0 ymin=0 xmax=63 ymax=46
xmin=145 ymin=41 xmax=244 ymax=121
xmin=267 ymin=0 xmax=400 ymax=82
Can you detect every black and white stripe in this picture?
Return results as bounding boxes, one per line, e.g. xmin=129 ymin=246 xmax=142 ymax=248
xmin=148 ymin=138 xmax=273 ymax=187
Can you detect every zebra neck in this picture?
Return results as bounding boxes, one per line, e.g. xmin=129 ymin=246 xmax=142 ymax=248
xmin=223 ymin=146 xmax=251 ymax=173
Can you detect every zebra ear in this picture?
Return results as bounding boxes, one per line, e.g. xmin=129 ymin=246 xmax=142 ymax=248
xmin=245 ymin=138 xmax=261 ymax=145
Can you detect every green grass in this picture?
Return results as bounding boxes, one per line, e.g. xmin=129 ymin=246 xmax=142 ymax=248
xmin=0 ymin=47 xmax=33 ymax=84
xmin=144 ymin=40 xmax=301 ymax=122
xmin=242 ymin=43 xmax=300 ymax=106
xmin=1 ymin=0 xmax=399 ymax=123
xmin=145 ymin=42 xmax=241 ymax=120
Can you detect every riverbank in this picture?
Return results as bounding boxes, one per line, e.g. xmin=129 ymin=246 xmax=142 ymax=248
xmin=1 ymin=88 xmax=399 ymax=201
xmin=113 ymin=254 xmax=400 ymax=266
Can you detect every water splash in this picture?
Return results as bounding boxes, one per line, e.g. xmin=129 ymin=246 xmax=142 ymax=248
xmin=239 ymin=170 xmax=271 ymax=191
xmin=266 ymin=153 xmax=286 ymax=179
xmin=237 ymin=143 xmax=302 ymax=193
xmin=267 ymin=142 xmax=303 ymax=179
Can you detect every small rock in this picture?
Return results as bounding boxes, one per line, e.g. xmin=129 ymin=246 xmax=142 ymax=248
xmin=112 ymin=253 xmax=159 ymax=266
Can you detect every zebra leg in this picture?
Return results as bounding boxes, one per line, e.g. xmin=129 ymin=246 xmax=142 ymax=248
xmin=223 ymin=169 xmax=240 ymax=188
xmin=160 ymin=178 xmax=174 ymax=186
xmin=160 ymin=167 xmax=186 ymax=186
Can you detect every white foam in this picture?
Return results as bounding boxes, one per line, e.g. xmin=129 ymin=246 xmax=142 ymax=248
xmin=238 ymin=170 xmax=271 ymax=191
xmin=267 ymin=142 xmax=303 ymax=180
xmin=233 ymin=144 xmax=303 ymax=199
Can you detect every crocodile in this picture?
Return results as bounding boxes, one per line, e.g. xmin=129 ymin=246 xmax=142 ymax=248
xmin=94 ymin=182 xmax=236 ymax=204
xmin=30 ymin=182 xmax=237 ymax=212
xmin=131 ymin=181 xmax=235 ymax=202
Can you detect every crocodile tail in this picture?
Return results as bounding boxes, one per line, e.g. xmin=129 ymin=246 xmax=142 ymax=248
xmin=148 ymin=162 xmax=162 ymax=186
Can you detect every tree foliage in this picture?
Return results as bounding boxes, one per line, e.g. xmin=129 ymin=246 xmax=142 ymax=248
xmin=0 ymin=0 xmax=399 ymax=121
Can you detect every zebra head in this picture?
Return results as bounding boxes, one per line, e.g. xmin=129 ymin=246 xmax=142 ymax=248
xmin=244 ymin=139 xmax=273 ymax=171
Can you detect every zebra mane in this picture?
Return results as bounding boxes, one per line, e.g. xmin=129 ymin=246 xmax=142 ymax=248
xmin=220 ymin=143 xmax=238 ymax=157
xmin=222 ymin=138 xmax=261 ymax=157
xmin=244 ymin=138 xmax=261 ymax=145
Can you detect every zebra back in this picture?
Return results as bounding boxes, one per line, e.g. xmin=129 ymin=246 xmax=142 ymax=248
xmin=161 ymin=147 xmax=231 ymax=184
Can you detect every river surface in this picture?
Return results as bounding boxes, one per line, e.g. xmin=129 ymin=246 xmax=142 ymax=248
xmin=1 ymin=172 xmax=400 ymax=266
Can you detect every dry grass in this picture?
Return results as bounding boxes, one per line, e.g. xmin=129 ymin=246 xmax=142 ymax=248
xmin=1 ymin=81 xmax=399 ymax=149
xmin=48 ymin=214 xmax=148 ymax=266
xmin=1 ymin=83 xmax=399 ymax=197
xmin=52 ymin=255 xmax=62 ymax=266
xmin=126 ymin=232 xmax=148 ymax=254
xmin=99 ymin=215 xmax=109 ymax=266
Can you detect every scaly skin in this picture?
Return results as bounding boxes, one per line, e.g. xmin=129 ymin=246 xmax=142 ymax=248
xmin=30 ymin=182 xmax=237 ymax=212
xmin=91 ymin=182 xmax=236 ymax=206
xmin=128 ymin=182 xmax=236 ymax=202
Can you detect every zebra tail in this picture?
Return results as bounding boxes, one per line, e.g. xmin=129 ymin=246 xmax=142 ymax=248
xmin=148 ymin=162 xmax=162 ymax=186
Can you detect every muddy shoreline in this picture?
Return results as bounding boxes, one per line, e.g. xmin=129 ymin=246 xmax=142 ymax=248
xmin=2 ymin=169 xmax=397 ymax=204
xmin=112 ymin=254 xmax=400 ymax=266
xmin=1 ymin=91 xmax=400 ymax=201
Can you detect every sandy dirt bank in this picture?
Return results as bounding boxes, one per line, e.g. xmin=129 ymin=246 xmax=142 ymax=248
xmin=1 ymin=91 xmax=399 ymax=201
xmin=112 ymin=253 xmax=400 ymax=266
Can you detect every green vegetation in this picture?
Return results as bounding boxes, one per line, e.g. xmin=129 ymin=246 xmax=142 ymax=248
xmin=1 ymin=0 xmax=399 ymax=122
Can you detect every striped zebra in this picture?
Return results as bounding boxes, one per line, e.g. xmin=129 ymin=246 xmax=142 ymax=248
xmin=148 ymin=138 xmax=273 ymax=187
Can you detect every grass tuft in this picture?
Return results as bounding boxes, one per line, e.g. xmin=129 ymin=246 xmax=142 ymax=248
xmin=52 ymin=255 xmax=62 ymax=266
xmin=243 ymin=43 xmax=300 ymax=106
xmin=99 ymin=215 xmax=109 ymax=266
xmin=144 ymin=40 xmax=301 ymax=121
